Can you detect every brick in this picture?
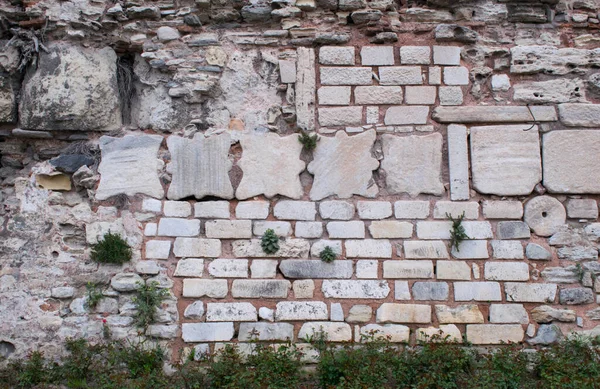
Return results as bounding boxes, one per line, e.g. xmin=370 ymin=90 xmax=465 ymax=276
xmin=205 ymin=220 xmax=252 ymax=239
xmin=164 ymin=201 xmax=192 ymax=217
xmin=357 ymin=201 xmax=393 ymax=219
xmin=318 ymin=107 xmax=363 ymax=126
xmin=275 ymin=301 xmax=328 ymax=321
xmin=320 ymin=67 xmax=372 ymax=85
xmin=319 ymin=46 xmax=355 ymax=65
xmin=356 ymin=260 xmax=378 ymax=278
xmin=466 ymin=324 xmax=524 ymax=345
xmin=412 ymin=282 xmax=449 ymax=300
xmin=505 ymin=282 xmax=557 ymax=303
xmin=433 ymin=201 xmax=479 ymax=219
xmin=435 ymin=305 xmax=484 ymax=323
xmin=383 ymin=260 xmax=434 ymax=278
xmin=327 ymin=221 xmax=365 ymax=238
xmin=496 ymin=221 xmax=530 ymax=239
xmin=231 ymin=280 xmax=291 ymax=298
xmin=404 ymin=241 xmax=449 ymax=259
xmin=183 ymin=279 xmax=228 ymax=298
xmin=354 ymin=86 xmax=403 ymax=105
xmin=394 ymin=201 xmax=430 ymax=219
xmin=182 ymin=323 xmax=234 ymax=342
xmin=345 ymin=239 xmax=392 ymax=258
xmin=280 ymin=260 xmax=353 ymax=279
xmin=485 ymin=262 xmax=529 ymax=281
xmin=274 ymin=201 xmax=316 ymax=220
xmin=379 ymin=66 xmax=423 ymax=85
xmin=293 ymin=280 xmax=315 ymax=298
xmin=145 ymin=240 xmax=171 ymax=259
xmin=376 ymin=303 xmax=431 ymax=323
xmin=299 ymin=322 xmax=352 ymax=342
xmin=447 ymin=124 xmax=469 ymax=201
xmin=318 ymin=86 xmax=352 ymax=105
xmin=416 ymin=221 xmax=493 ymax=239
xmin=239 ymin=322 xmax=294 ymax=341
xmin=295 ymin=222 xmax=323 ymax=238
xmin=320 ymin=201 xmax=355 ymax=220
xmin=454 ymin=282 xmax=502 ymax=301
xmin=400 ymin=46 xmax=431 ymax=64
xmin=322 ymin=280 xmax=390 ymax=299
xmin=253 ymin=221 xmax=292 ymax=237
xmin=443 ymin=66 xmax=469 ymax=85
xmin=482 ymin=201 xmax=523 ymax=219
xmin=433 ymin=46 xmax=461 ymax=65
xmin=451 ymin=240 xmax=489 ymax=259
xmin=439 ymin=86 xmax=463 ymax=105
xmin=157 ymin=218 xmax=200 ymax=237
xmin=206 ymin=303 xmax=257 ymax=322
xmin=436 ymin=261 xmax=471 ymax=280
xmin=360 ymin=324 xmax=410 ymax=342
xmin=489 ymin=304 xmax=529 ymax=324
xmin=208 ymin=259 xmax=249 ymax=278
xmin=174 ymin=258 xmax=204 ymax=277
xmin=361 ymin=46 xmax=394 ymax=65
xmin=384 ymin=106 xmax=429 ymax=125
xmin=492 ymin=240 xmax=524 ymax=259
xmin=250 ymin=260 xmax=278 ymax=278
xmin=194 ymin=201 xmax=230 ymax=218
xmin=173 ymin=238 xmax=221 ymax=257
xmin=236 ymin=201 xmax=269 ymax=219
xmin=405 ymin=86 xmax=437 ymax=105
xmin=369 ymin=221 xmax=412 ymax=239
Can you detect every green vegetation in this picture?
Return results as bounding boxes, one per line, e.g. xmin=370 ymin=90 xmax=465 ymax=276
xmin=132 ymin=281 xmax=169 ymax=329
xmin=319 ymin=246 xmax=337 ymax=263
xmin=2 ymin=336 xmax=600 ymax=389
xmin=90 ymin=232 xmax=132 ymax=265
xmin=447 ymin=211 xmax=470 ymax=252
xmin=298 ymin=130 xmax=319 ymax=152
xmin=84 ymin=282 xmax=103 ymax=310
xmin=260 ymin=228 xmax=280 ymax=255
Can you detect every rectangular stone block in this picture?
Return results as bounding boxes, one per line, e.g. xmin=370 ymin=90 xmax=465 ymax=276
xmin=435 ymin=305 xmax=484 ymax=323
xmin=173 ymin=238 xmax=222 ymax=257
xmin=194 ymin=201 xmax=230 ymax=218
xmin=250 ymin=259 xmax=278 ymax=278
xmin=558 ymin=103 xmax=600 ymax=127
xmin=433 ymin=46 xmax=461 ymax=65
xmin=354 ymin=86 xmax=403 ymax=105
xmin=489 ymin=304 xmax=529 ymax=324
xmin=384 ymin=106 xmax=429 ymax=125
xmin=253 ymin=221 xmax=292 ymax=237
xmin=485 ymin=262 xmax=529 ymax=281
xmin=496 ymin=221 xmax=530 ymax=239
xmin=310 ymin=240 xmax=342 ymax=258
xmin=451 ymin=240 xmax=489 ymax=259
xmin=454 ymin=282 xmax=502 ymax=301
xmin=182 ymin=323 xmax=234 ymax=342
xmin=275 ymin=301 xmax=328 ymax=321
xmin=357 ymin=201 xmax=393 ymax=219
xmin=206 ymin=302 xmax=257 ymax=322
xmin=208 ymin=259 xmax=249 ymax=278
xmin=433 ymin=201 xmax=479 ymax=219
xmin=279 ymin=260 xmax=353 ymax=279
xmin=174 ymin=258 xmax=204 ymax=277
xmin=433 ymin=106 xmax=557 ymax=123
xmin=439 ymin=86 xmax=463 ymax=105
xmin=466 ymin=324 xmax=524 ymax=345
xmin=566 ymin=199 xmax=598 ymax=219
xmin=345 ymin=239 xmax=392 ymax=258
xmin=231 ymin=280 xmax=291 ymax=298
xmin=356 ymin=260 xmax=378 ymax=279
xmin=436 ymin=261 xmax=471 ymax=280
xmin=405 ymin=86 xmax=437 ymax=105
xmin=361 ymin=46 xmax=395 ymax=66
xmin=183 ymin=279 xmax=228 ymax=298
xmin=394 ymin=201 xmax=430 ymax=219
xmin=296 ymin=47 xmax=316 ymax=131
xmin=383 ymin=260 xmax=434 ymax=278
xmin=236 ymin=201 xmax=269 ymax=219
xmin=318 ymin=86 xmax=352 ymax=105
xmin=164 ymin=201 xmax=192 ymax=217
xmin=327 ymin=221 xmax=365 ymax=239
xmin=157 ymin=218 xmax=200 ymax=237
xmin=319 ymin=107 xmax=363 ymax=126
xmin=505 ymin=282 xmax=557 ymax=303
xmin=443 ymin=66 xmax=469 ymax=85
xmin=320 ymin=201 xmax=355 ymax=220
xmin=295 ymin=222 xmax=323 ymax=238
xmin=379 ymin=66 xmax=423 ymax=85
xmin=319 ymin=46 xmax=355 ymax=65
xmin=320 ymin=67 xmax=372 ymax=85
xmin=429 ymin=66 xmax=442 ymax=84
xmin=416 ymin=221 xmax=493 ymax=239
xmin=400 ymin=46 xmax=431 ymax=64
xmin=239 ymin=322 xmax=294 ymax=341
xmin=404 ymin=241 xmax=449 ymax=259
xmin=369 ymin=221 xmax=413 ymax=239
xmin=299 ymin=322 xmax=352 ymax=342
xmin=274 ymin=201 xmax=316 ymax=220
xmin=322 ymin=280 xmax=390 ymax=299
xmin=412 ymin=282 xmax=449 ymax=300
xmin=145 ymin=240 xmax=171 ymax=260
xmin=376 ymin=303 xmax=432 ymax=323
xmin=395 ymin=281 xmax=411 ymax=300
xmin=482 ymin=201 xmax=523 ymax=219
xmin=360 ymin=324 xmax=410 ymax=343
xmin=491 ymin=240 xmax=524 ymax=259
xmin=205 ymin=220 xmax=252 ymax=239
xmin=447 ymin=124 xmax=469 ymax=201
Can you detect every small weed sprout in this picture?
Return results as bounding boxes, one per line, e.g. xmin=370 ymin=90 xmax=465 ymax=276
xmin=90 ymin=231 xmax=132 ymax=265
xmin=447 ymin=212 xmax=470 ymax=252
xmin=261 ymin=229 xmax=280 ymax=255
xmin=85 ymin=282 xmax=103 ymax=310
xmin=132 ymin=281 xmax=169 ymax=329
xmin=298 ymin=130 xmax=319 ymax=152
xmin=320 ymin=246 xmax=337 ymax=263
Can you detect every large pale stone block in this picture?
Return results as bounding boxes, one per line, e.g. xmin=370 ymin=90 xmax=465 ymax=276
xmin=376 ymin=303 xmax=431 ymax=323
xmin=236 ymin=133 xmax=305 ymax=199
xmin=208 ymin=259 xmax=249 ymax=278
xmin=320 ymin=67 xmax=372 ymax=85
xmin=163 ymin=201 xmax=192 ymax=217
xmin=417 ymin=324 xmax=462 ymax=343
xmin=195 ymin=201 xmax=230 ymax=218
xmin=299 ymin=322 xmax=352 ymax=342
xmin=232 ymin=239 xmax=310 ymax=258
xmin=354 ymin=86 xmax=403 ymax=105
xmin=360 ymin=324 xmax=409 ymax=342
xmin=250 ymin=260 xmax=278 ymax=278
xmin=320 ymin=201 xmax=355 ymax=220
xmin=394 ymin=201 xmax=430 ymax=219
xmin=383 ymin=260 xmax=434 ymax=278
xmin=157 ymin=218 xmax=201 ymax=237
xmin=443 ymin=66 xmax=469 ymax=85
xmin=295 ymin=222 xmax=323 ymax=238
xmin=433 ymin=106 xmax=557 ymax=123
xmin=357 ymin=201 xmax=393 ymax=219
xmin=205 ymin=220 xmax=252 ymax=239
xmin=327 ymin=221 xmax=365 ymax=238
xmin=433 ymin=201 xmax=478 ymax=219
xmin=231 ymin=280 xmax=291 ymax=298
xmin=166 ymin=134 xmax=234 ymax=200
xmin=454 ymin=282 xmax=502 ymax=301
xmin=433 ymin=46 xmax=460 ymax=65
xmin=405 ymin=86 xmax=437 ymax=105
xmin=345 ymin=239 xmax=392 ymax=258
xmin=146 ymin=240 xmax=171 ymax=260
xmin=381 ymin=133 xmax=444 ymax=197
xmin=253 ymin=221 xmax=292 ymax=237
xmin=485 ymin=262 xmax=529 ymax=281
xmin=183 ymin=279 xmax=228 ymax=298
xmin=182 ymin=323 xmax=234 ymax=342
xmin=412 ymin=282 xmax=449 ymax=300
xmin=206 ymin=303 xmax=257 ymax=322
xmin=470 ymin=125 xmax=542 ymax=196
xmin=543 ymin=130 xmax=600 ymax=193
xmin=96 ymin=135 xmax=164 ymax=200
xmin=491 ymin=240 xmax=524 ymax=259
xmin=239 ymin=323 xmax=294 ymax=341
xmin=275 ymin=302 xmax=328 ymax=321
xmin=308 ymin=130 xmax=379 ymax=200
xmin=404 ymin=241 xmax=449 ymax=259
xmin=505 ymin=282 xmax=557 ymax=303
xmin=296 ymin=47 xmax=316 ymax=131
xmin=436 ymin=261 xmax=471 ymax=280
xmin=447 ymin=124 xmax=469 ymax=201
xmin=566 ymin=199 xmax=598 ymax=219
xmin=318 ymin=86 xmax=351 ymax=105
xmin=417 ymin=221 xmax=493 ymax=239
xmin=369 ymin=221 xmax=412 ymax=239
xmin=319 ymin=46 xmax=355 ymax=65
xmin=318 ymin=107 xmax=363 ymax=126
xmin=379 ymin=66 xmax=423 ymax=85
xmin=356 ymin=260 xmax=378 ymax=279
xmin=400 ymin=46 xmax=431 ymax=64
xmin=482 ymin=201 xmax=523 ymax=219
xmin=173 ymin=238 xmax=222 ymax=257
xmin=361 ymin=46 xmax=395 ymax=65
xmin=435 ymin=305 xmax=484 ymax=323
xmin=174 ymin=258 xmax=204 ymax=277
xmin=322 ymin=280 xmax=390 ymax=299
xmin=466 ymin=324 xmax=524 ymax=344
xmin=451 ymin=240 xmax=488 ymax=259
xmin=279 ymin=260 xmax=353 ymax=279
xmin=236 ymin=201 xmax=269 ymax=219
xmin=384 ymin=106 xmax=429 ymax=125
xmin=490 ymin=304 xmax=529 ymax=324
xmin=557 ymin=103 xmax=600 ymax=127
xmin=274 ymin=201 xmax=316 ymax=220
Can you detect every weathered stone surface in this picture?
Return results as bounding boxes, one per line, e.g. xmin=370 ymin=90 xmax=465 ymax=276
xmin=470 ymin=125 xmax=541 ymax=196
xmin=195 ymin=201 xmax=230 ymax=218
xmin=485 ymin=262 xmax=529 ymax=281
xmin=237 ymin=133 xmax=305 ymax=199
xmin=526 ymin=243 xmax=552 ymax=260
xmin=205 ymin=220 xmax=252 ymax=239
xmin=295 ymin=222 xmax=323 ymax=238
xmin=505 ymin=283 xmax=557 ymax=303
xmin=443 ymin=67 xmax=469 ymax=85
xmin=491 ymin=240 xmax=524 ymax=259
xmin=412 ymin=282 xmax=449 ymax=301
xmin=467 ymin=324 xmax=524 ymax=344
xmin=182 ymin=323 xmax=234 ymax=342
xmin=455 ymin=282 xmax=502 ymax=301
xmin=404 ymin=241 xmax=449 ymax=259
xmin=435 ymin=24 xmax=478 ymax=43
xmin=319 ymin=201 xmax=355 ymax=220
xmin=183 ymin=279 xmax=228 ymax=298
xmin=318 ymin=87 xmax=351 ymax=105
xmin=497 ymin=221 xmax=531 ymax=240
xmin=490 ymin=304 xmax=529 ymax=324
xmin=356 ymin=260 xmax=378 ymax=279
xmin=293 ymin=280 xmax=315 ymax=299
xmin=435 ymin=305 xmax=484 ymax=324
xmin=451 ymin=240 xmax=489 ymax=259
xmin=208 ymin=259 xmax=249 ymax=278
xmin=251 ymin=260 xmax=278 ymax=278
xmin=274 ymin=201 xmax=316 ymax=221
xmin=531 ymin=305 xmax=576 ymax=323
xmin=383 ymin=260 xmax=434 ymax=279
xmin=111 ymin=273 xmax=143 ymax=292
xmin=514 ymin=79 xmax=587 ymax=103
xmin=381 ymin=133 xmax=444 ymax=197
xmin=566 ymin=199 xmax=598 ymax=219
xmin=96 ymin=135 xmax=164 ymax=200
xmin=184 ymin=301 xmax=205 ymax=319
xmin=559 ymin=288 xmax=594 ymax=305
xmin=238 ymin=323 xmax=294 ymax=341
xmin=416 ymin=324 xmax=462 ymax=343
xmin=322 ymin=280 xmax=390 ymax=299
xmin=158 ymin=218 xmax=201 ymax=237
xmin=433 ymin=46 xmax=461 ymax=65
xmin=416 ymin=221 xmax=493 ymax=240
xmin=369 ymin=221 xmax=412 ymax=239
xmin=524 ymin=196 xmax=566 ymax=237
xmin=483 ymin=201 xmax=524 ymax=219
xmin=318 ymin=107 xmax=363 ymax=126
xmin=384 ymin=106 xmax=429 ymax=125
xmin=319 ymin=46 xmax=355 ymax=65
xmin=376 ymin=303 xmax=431 ymax=323
xmin=146 ymin=324 xmax=177 ymax=339
xmin=355 ymin=86 xmax=403 ymax=105
xmin=433 ymin=202 xmax=480 ymax=219
xmin=432 ymin=106 xmax=557 ymax=123
xmin=510 ymin=46 xmax=600 ymax=75
xmin=280 ymin=260 xmax=353 ymax=279
xmin=236 ymin=201 xmax=270 ymax=219
xmin=347 ymin=305 xmax=373 ymax=323
xmin=145 ymin=240 xmax=171 ymax=259
xmin=275 ymin=301 xmax=328 ymax=321
xmin=543 ymin=130 xmax=600 ymax=193
xmin=232 ymin=239 xmax=310 ymax=258
xmin=360 ymin=324 xmax=410 ymax=342
xmin=206 ymin=303 xmax=257 ymax=322
xmin=308 ymin=130 xmax=379 ymax=200
xmin=346 ymin=239 xmax=392 ymax=258
xmin=20 ymin=43 xmax=121 ymax=131
xmin=436 ymin=261 xmax=471 ymax=280
xmin=298 ymin=322 xmax=352 ymax=342
xmin=166 ymin=134 xmax=233 ymax=200
xmin=395 ymin=201 xmax=430 ymax=219
xmin=0 ymin=79 xmax=15 ymax=123
xmin=320 ymin=67 xmax=372 ymax=85
xmin=447 ymin=124 xmax=469 ymax=200
xmin=254 ymin=221 xmax=292 ymax=237
xmin=400 ymin=46 xmax=431 ymax=64
xmin=558 ymin=104 xmax=600 ymax=127
xmin=540 ymin=266 xmax=579 ymax=283
xmin=173 ymin=238 xmax=222 ymax=258
xmin=51 ymin=287 xmax=75 ymax=299
xmin=231 ymin=280 xmax=291 ymax=298
xmin=528 ymin=324 xmax=563 ymax=345
xmin=379 ymin=67 xmax=423 ymax=85
xmin=405 ymin=86 xmax=437 ymax=104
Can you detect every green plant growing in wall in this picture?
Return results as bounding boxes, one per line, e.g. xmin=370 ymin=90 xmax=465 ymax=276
xmin=132 ymin=281 xmax=169 ymax=329
xmin=90 ymin=231 xmax=132 ymax=265
xmin=85 ymin=282 xmax=103 ymax=310
xmin=261 ymin=229 xmax=280 ymax=255
xmin=320 ymin=246 xmax=337 ymax=263
xmin=447 ymin=212 xmax=470 ymax=252
xmin=298 ymin=130 xmax=319 ymax=152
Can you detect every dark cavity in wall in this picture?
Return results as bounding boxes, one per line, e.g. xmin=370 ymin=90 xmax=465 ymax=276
xmin=117 ymin=54 xmax=135 ymax=125
xmin=0 ymin=341 xmax=16 ymax=358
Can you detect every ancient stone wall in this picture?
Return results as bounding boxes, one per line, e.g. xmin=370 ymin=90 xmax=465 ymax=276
xmin=2 ymin=0 xmax=600 ymax=363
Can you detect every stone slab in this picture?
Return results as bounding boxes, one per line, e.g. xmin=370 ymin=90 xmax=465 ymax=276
xmin=432 ymin=106 xmax=557 ymax=123
xmin=322 ymin=280 xmax=390 ymax=299
xmin=447 ymin=124 xmax=469 ymax=200
xmin=558 ymin=103 xmax=600 ymax=127
xmin=280 ymin=260 xmax=353 ymax=279
xmin=296 ymin=47 xmax=316 ymax=131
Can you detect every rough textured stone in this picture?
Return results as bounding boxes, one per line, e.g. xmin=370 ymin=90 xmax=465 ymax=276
xmin=566 ymin=199 xmax=598 ymax=219
xmin=557 ymin=103 xmax=600 ymax=127
xmin=320 ymin=201 xmax=355 ymax=220
xmin=293 ymin=280 xmax=315 ymax=299
xmin=433 ymin=46 xmax=461 ymax=65
xmin=254 ymin=221 xmax=292 ymax=237
xmin=356 ymin=260 xmax=378 ymax=279
xmin=319 ymin=46 xmax=355 ymax=65
xmin=145 ymin=240 xmax=171 ymax=259
xmin=510 ymin=46 xmax=600 ymax=75
xmin=346 ymin=239 xmax=392 ymax=258
xmin=490 ymin=304 xmax=529 ymax=324
xmin=528 ymin=324 xmax=563 ymax=345
xmin=435 ymin=24 xmax=478 ymax=43
xmin=208 ymin=259 xmax=249 ymax=278
xmin=280 ymin=260 xmax=353 ymax=279
xmin=526 ymin=243 xmax=552 ymax=260
xmin=173 ymin=238 xmax=222 ymax=258
xmin=416 ymin=221 xmax=492 ymax=240
xmin=383 ymin=260 xmax=434 ymax=279
xmin=376 ymin=303 xmax=431 ymax=323
xmin=237 ymin=133 xmax=305 ymax=199
xmin=347 ymin=305 xmax=373 ymax=323
xmin=435 ymin=305 xmax=484 ymax=324
xmin=308 ymin=130 xmax=379 ymax=200
xmin=318 ymin=107 xmax=363 ymax=126
xmin=433 ymin=106 xmax=557 ymax=123
xmin=514 ymin=79 xmax=587 ymax=103
xmin=497 ymin=221 xmax=531 ymax=240
xmin=379 ymin=67 xmax=423 ymax=85
xmin=250 ymin=260 xmax=278 ymax=278
xmin=183 ymin=279 xmax=228 ymax=298
xmin=361 ymin=46 xmax=394 ymax=65
xmin=451 ymin=240 xmax=489 ymax=259
xmin=295 ymin=222 xmax=323 ymax=238
xmin=355 ymin=86 xmax=403 ymax=105
xmin=322 ymin=280 xmax=390 ymax=299
xmin=206 ymin=303 xmax=257 ymax=322
xmin=369 ymin=221 xmax=412 ymax=239
xmin=470 ymin=125 xmax=541 ymax=196
xmin=174 ymin=258 xmax=204 ymax=277
xmin=436 ymin=261 xmax=471 ymax=280
xmin=404 ymin=241 xmax=449 ymax=259
xmin=20 ymin=43 xmax=121 ymax=131
xmin=111 ymin=273 xmax=143 ymax=292
xmin=326 ymin=221 xmax=365 ymax=238
xmin=298 ymin=322 xmax=352 ymax=342
xmin=482 ymin=201 xmax=523 ymax=219
xmin=491 ymin=240 xmax=524 ymax=259
xmin=400 ymin=46 xmax=431 ymax=64
xmin=96 ymin=135 xmax=164 ymax=200
xmin=531 ymin=305 xmax=576 ymax=323
xmin=543 ymin=130 xmax=600 ymax=193
xmin=381 ymin=133 xmax=444 ymax=197
xmin=274 ymin=201 xmax=316 ymax=221
xmin=184 ymin=301 xmax=205 ymax=319
xmin=524 ymin=196 xmax=566 ymax=237
xmin=238 ymin=323 xmax=294 ymax=341
xmin=395 ymin=201 xmax=430 ymax=219
xmin=405 ymin=86 xmax=437 ymax=105
xmin=275 ymin=301 xmax=328 ymax=321
xmin=318 ymin=87 xmax=351 ymax=105
xmin=443 ymin=67 xmax=469 ymax=85
xmin=320 ymin=67 xmax=372 ymax=85
xmin=232 ymin=239 xmax=310 ymax=258
xmin=360 ymin=324 xmax=410 ymax=342
xmin=231 ymin=280 xmax=291 ymax=298
xmin=466 ymin=324 xmax=524 ymax=344
xmin=540 ymin=266 xmax=579 ymax=283
xmin=384 ymin=106 xmax=429 ymax=125
xmin=412 ymin=282 xmax=449 ymax=301
xmin=195 ymin=201 xmax=230 ymax=219
xmin=205 ymin=220 xmax=252 ymax=239
xmin=166 ymin=134 xmax=233 ymax=200
xmin=236 ymin=201 xmax=270 ymax=219
xmin=454 ymin=282 xmax=502 ymax=301
xmin=416 ymin=324 xmax=462 ymax=343
xmin=447 ymin=124 xmax=469 ymax=200
xmin=158 ymin=218 xmax=201 ymax=237
xmin=182 ymin=323 xmax=234 ymax=342
xmin=505 ymin=283 xmax=557 ymax=303
xmin=559 ymin=288 xmax=594 ymax=305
